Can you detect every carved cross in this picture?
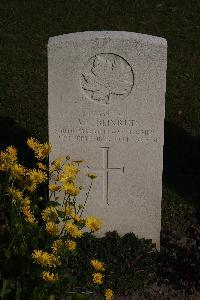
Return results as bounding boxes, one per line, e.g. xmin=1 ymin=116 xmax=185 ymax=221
xmin=87 ymin=147 xmax=125 ymax=205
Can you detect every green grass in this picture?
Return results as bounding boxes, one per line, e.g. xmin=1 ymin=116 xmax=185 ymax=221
xmin=0 ymin=1 xmax=199 ymax=216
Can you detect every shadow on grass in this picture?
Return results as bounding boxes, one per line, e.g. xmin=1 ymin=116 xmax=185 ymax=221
xmin=163 ymin=120 xmax=200 ymax=208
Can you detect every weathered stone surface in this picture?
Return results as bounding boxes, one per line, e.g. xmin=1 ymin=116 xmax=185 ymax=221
xmin=48 ymin=31 xmax=167 ymax=248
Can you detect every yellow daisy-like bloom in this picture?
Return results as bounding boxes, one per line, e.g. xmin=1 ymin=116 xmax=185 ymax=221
xmin=64 ymin=205 xmax=74 ymax=216
xmin=42 ymin=207 xmax=58 ymax=222
xmin=58 ymin=172 xmax=70 ymax=183
xmin=32 ymin=250 xmax=59 ymax=267
xmin=42 ymin=271 xmax=58 ymax=282
xmin=37 ymin=142 xmax=52 ymax=161
xmin=65 ymin=162 xmax=79 ymax=178
xmin=22 ymin=197 xmax=37 ymax=225
xmin=0 ymin=154 xmax=7 ymax=171
xmin=65 ymin=240 xmax=76 ymax=251
xmin=50 ymin=158 xmax=63 ymax=172
xmin=0 ymin=146 xmax=18 ymax=171
xmin=51 ymin=239 xmax=63 ymax=253
xmin=6 ymin=145 xmax=17 ymax=158
xmin=10 ymin=163 xmax=26 ymax=178
xmin=85 ymin=216 xmax=102 ymax=232
xmin=28 ymin=168 xmax=47 ymax=185
xmin=92 ymin=272 xmax=104 ymax=284
xmin=37 ymin=162 xmax=47 ymax=171
xmin=104 ymin=289 xmax=114 ymax=300
xmin=23 ymin=207 xmax=37 ymax=225
xmin=27 ymin=137 xmax=39 ymax=151
xmin=90 ymin=259 xmax=105 ymax=271
xmin=24 ymin=169 xmax=46 ymax=191
xmin=49 ymin=184 xmax=61 ymax=192
xmin=45 ymin=221 xmax=59 ymax=236
xmin=62 ymin=182 xmax=80 ymax=196
xmin=7 ymin=187 xmax=23 ymax=202
xmin=23 ymin=197 xmax=31 ymax=206
xmin=27 ymin=138 xmax=51 ymax=161
xmin=72 ymin=213 xmax=81 ymax=222
xmin=24 ymin=181 xmax=37 ymax=192
xmin=63 ymin=206 xmax=81 ymax=222
xmin=64 ymin=221 xmax=83 ymax=238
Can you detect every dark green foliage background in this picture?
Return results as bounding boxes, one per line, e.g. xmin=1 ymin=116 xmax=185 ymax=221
xmin=0 ymin=0 xmax=200 ymax=297
xmin=69 ymin=232 xmax=157 ymax=294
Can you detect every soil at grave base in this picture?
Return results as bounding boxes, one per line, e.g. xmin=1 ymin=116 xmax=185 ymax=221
xmin=64 ymin=288 xmax=200 ymax=300
xmin=115 ymin=285 xmax=200 ymax=300
xmin=87 ymin=286 xmax=200 ymax=300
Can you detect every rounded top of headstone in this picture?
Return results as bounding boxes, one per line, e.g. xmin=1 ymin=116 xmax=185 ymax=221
xmin=48 ymin=31 xmax=167 ymax=48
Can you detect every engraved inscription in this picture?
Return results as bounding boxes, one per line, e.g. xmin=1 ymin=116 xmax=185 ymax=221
xmin=81 ymin=53 xmax=134 ymax=104
xmin=87 ymin=147 xmax=125 ymax=205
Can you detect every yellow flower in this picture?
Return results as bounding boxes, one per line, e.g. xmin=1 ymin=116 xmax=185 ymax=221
xmin=23 ymin=197 xmax=31 ymax=206
xmin=27 ymin=137 xmax=39 ymax=151
xmin=27 ymin=138 xmax=51 ymax=161
xmin=85 ymin=216 xmax=102 ymax=232
xmin=65 ymin=162 xmax=79 ymax=178
xmin=64 ymin=206 xmax=80 ymax=220
xmin=25 ymin=181 xmax=37 ymax=192
xmin=37 ymin=162 xmax=47 ymax=171
xmin=22 ymin=197 xmax=37 ymax=225
xmin=38 ymin=142 xmax=52 ymax=160
xmin=62 ymin=182 xmax=80 ymax=196
xmin=32 ymin=250 xmax=59 ymax=267
xmin=64 ymin=205 xmax=74 ymax=216
xmin=58 ymin=172 xmax=70 ymax=183
xmin=90 ymin=259 xmax=105 ymax=271
xmin=28 ymin=168 xmax=47 ymax=185
xmin=42 ymin=207 xmax=58 ymax=222
xmin=6 ymin=146 xmax=17 ymax=158
xmin=64 ymin=221 xmax=83 ymax=238
xmin=49 ymin=184 xmax=61 ymax=192
xmin=104 ymin=289 xmax=114 ymax=300
xmin=0 ymin=146 xmax=18 ymax=171
xmin=45 ymin=221 xmax=59 ymax=236
xmin=50 ymin=158 xmax=63 ymax=172
xmin=92 ymin=272 xmax=103 ymax=284
xmin=10 ymin=163 xmax=26 ymax=178
xmin=72 ymin=213 xmax=81 ymax=222
xmin=51 ymin=239 xmax=63 ymax=253
xmin=65 ymin=240 xmax=76 ymax=251
xmin=7 ymin=187 xmax=23 ymax=202
xmin=42 ymin=271 xmax=58 ymax=282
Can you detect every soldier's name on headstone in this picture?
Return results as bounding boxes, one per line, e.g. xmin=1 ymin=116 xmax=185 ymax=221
xmin=48 ymin=31 xmax=167 ymax=248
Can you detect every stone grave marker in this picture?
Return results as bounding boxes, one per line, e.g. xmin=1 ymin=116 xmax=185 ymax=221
xmin=48 ymin=31 xmax=167 ymax=248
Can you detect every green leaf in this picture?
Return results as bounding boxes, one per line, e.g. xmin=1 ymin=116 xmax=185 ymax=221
xmin=0 ymin=279 xmax=15 ymax=298
xmin=3 ymin=248 xmax=11 ymax=259
xmin=72 ymin=293 xmax=90 ymax=300
xmin=15 ymin=282 xmax=22 ymax=300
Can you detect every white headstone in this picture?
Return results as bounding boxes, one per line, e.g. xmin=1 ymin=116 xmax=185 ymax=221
xmin=48 ymin=31 xmax=167 ymax=248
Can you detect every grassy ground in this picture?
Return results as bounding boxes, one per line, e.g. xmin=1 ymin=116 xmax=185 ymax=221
xmin=0 ymin=0 xmax=200 ymax=297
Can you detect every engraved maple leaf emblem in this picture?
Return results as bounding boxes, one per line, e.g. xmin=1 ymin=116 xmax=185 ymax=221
xmin=81 ymin=54 xmax=134 ymax=104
